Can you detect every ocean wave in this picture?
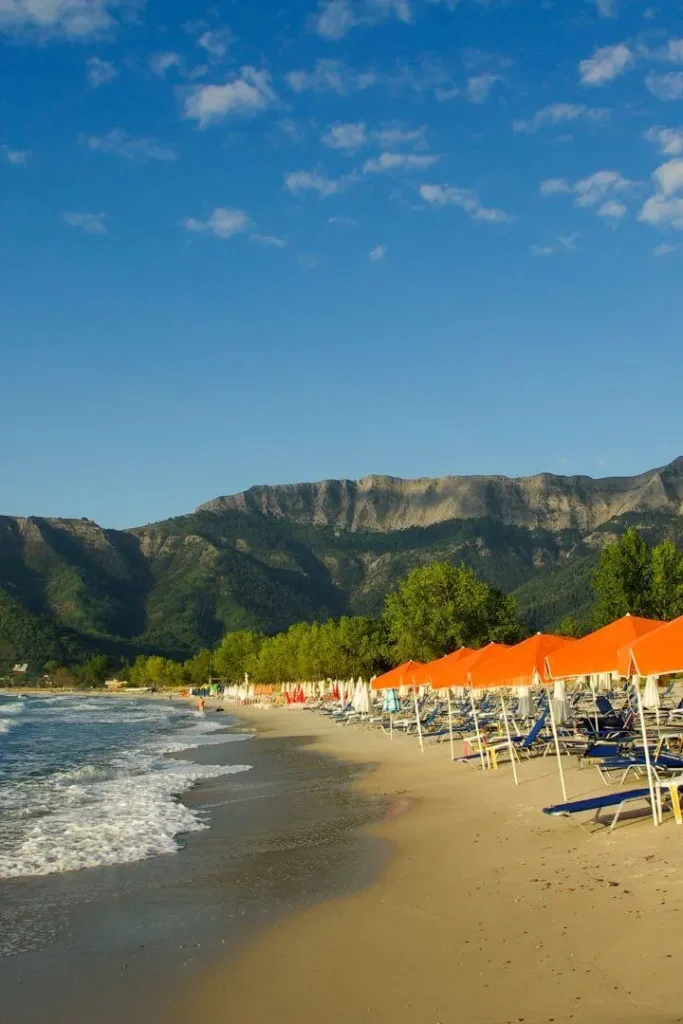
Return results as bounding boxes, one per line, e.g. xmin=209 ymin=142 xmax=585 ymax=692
xmin=0 ymin=699 xmax=253 ymax=879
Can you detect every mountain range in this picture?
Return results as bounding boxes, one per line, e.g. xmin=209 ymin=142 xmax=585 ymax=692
xmin=3 ymin=457 xmax=683 ymax=666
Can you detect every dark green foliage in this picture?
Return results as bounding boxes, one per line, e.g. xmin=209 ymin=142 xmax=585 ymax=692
xmin=383 ymin=562 xmax=525 ymax=663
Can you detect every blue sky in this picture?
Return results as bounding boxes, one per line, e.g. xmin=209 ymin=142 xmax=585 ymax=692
xmin=2 ymin=0 xmax=683 ymax=527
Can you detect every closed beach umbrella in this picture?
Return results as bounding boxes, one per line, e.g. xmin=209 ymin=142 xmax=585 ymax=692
xmin=517 ymin=686 xmax=533 ymax=720
xmin=643 ymin=675 xmax=660 ymax=711
xmin=552 ymin=679 xmax=569 ymax=725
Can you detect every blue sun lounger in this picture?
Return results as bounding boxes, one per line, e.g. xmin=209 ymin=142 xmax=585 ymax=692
xmin=543 ymin=787 xmax=653 ymax=830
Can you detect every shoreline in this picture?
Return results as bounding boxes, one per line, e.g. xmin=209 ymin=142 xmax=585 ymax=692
xmin=178 ymin=703 xmax=683 ymax=1024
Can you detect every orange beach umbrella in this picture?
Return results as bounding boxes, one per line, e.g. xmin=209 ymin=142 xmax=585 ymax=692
xmin=545 ymin=614 xmax=663 ymax=680
xmin=469 ymin=633 xmax=576 ymax=690
xmin=426 ymin=648 xmax=475 ymax=690
xmin=617 ymin=614 xmax=683 ymax=678
xmin=371 ymin=660 xmax=423 ymax=691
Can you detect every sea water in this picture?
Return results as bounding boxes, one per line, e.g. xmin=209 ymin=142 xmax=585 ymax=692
xmin=0 ymin=693 xmax=252 ymax=879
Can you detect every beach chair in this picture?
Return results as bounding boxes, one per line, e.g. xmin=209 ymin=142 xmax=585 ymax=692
xmin=485 ymin=711 xmax=548 ymax=768
xmin=542 ymin=787 xmax=655 ymax=830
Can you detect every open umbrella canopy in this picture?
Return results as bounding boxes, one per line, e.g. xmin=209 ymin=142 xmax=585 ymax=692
xmin=616 ymin=614 xmax=683 ymax=678
xmin=448 ymin=643 xmax=509 ymax=687
xmin=371 ymin=660 xmax=424 ymax=690
xmin=425 ymin=648 xmax=475 ymax=690
xmin=469 ymin=633 xmax=575 ymax=689
xmin=545 ymin=614 xmax=663 ymax=680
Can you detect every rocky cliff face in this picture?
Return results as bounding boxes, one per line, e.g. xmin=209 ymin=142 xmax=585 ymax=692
xmin=196 ymin=458 xmax=683 ymax=535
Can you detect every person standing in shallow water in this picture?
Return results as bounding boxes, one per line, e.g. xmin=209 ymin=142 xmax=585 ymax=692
xmin=198 ymin=697 xmax=205 ymax=713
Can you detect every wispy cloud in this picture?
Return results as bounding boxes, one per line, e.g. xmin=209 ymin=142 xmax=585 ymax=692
xmin=419 ymin=183 xmax=514 ymax=224
xmin=3 ymin=146 xmax=31 ymax=165
xmin=541 ymin=170 xmax=636 ymax=214
xmin=249 ymin=233 xmax=287 ymax=248
xmin=184 ymin=208 xmax=250 ymax=238
xmin=531 ymin=233 xmax=580 ymax=256
xmin=286 ymin=60 xmax=377 ymax=95
xmin=513 ymin=103 xmax=608 ymax=134
xmin=646 ymin=72 xmax=683 ymax=101
xmin=579 ymin=43 xmax=633 ymax=85
xmin=363 ymin=152 xmax=439 ymax=174
xmin=84 ymin=129 xmax=177 ymax=162
xmin=285 ymin=169 xmax=349 ymax=198
xmin=322 ymin=122 xmax=368 ymax=150
xmin=466 ymin=73 xmax=501 ymax=104
xmin=150 ymin=52 xmax=182 ymax=77
xmin=593 ymin=0 xmax=616 ymax=16
xmin=652 ymin=242 xmax=678 ymax=255
xmin=62 ymin=211 xmax=108 ymax=235
xmin=645 ymin=126 xmax=683 ymax=155
xmin=183 ymin=68 xmax=277 ymax=127
xmin=375 ymin=124 xmax=427 ymax=148
xmin=197 ymin=27 xmax=233 ymax=59
xmin=0 ymin=0 xmax=131 ymax=40
xmin=87 ymin=56 xmax=118 ymax=88
xmin=368 ymin=244 xmax=387 ymax=261
xmin=312 ymin=0 xmax=412 ymax=40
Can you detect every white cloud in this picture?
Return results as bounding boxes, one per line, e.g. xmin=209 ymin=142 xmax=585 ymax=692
xmin=639 ymin=194 xmax=683 ymax=228
xmin=85 ymin=128 xmax=176 ymax=162
xmin=645 ymin=126 xmax=683 ymax=155
xmin=183 ymin=67 xmax=277 ymax=127
xmin=375 ymin=124 xmax=427 ymax=148
xmin=419 ymin=183 xmax=514 ymax=224
xmin=86 ymin=56 xmax=117 ymax=87
xmin=286 ymin=60 xmax=377 ymax=95
xmin=542 ymin=170 xmax=635 ymax=211
xmin=184 ymin=207 xmax=250 ymax=238
xmin=363 ymin=151 xmax=438 ymax=174
xmin=197 ymin=27 xmax=232 ymax=59
xmin=513 ymin=103 xmax=608 ymax=134
xmin=652 ymin=242 xmax=678 ymax=255
xmin=150 ymin=51 xmax=181 ymax=77
xmin=368 ymin=244 xmax=386 ymax=261
xmin=62 ymin=211 xmax=108 ymax=234
xmin=579 ymin=43 xmax=633 ymax=85
xmin=249 ymin=233 xmax=287 ymax=248
xmin=285 ymin=169 xmax=349 ymax=198
xmin=312 ymin=0 xmax=412 ymax=40
xmin=646 ymin=72 xmax=683 ymax=101
xmin=593 ymin=0 xmax=616 ymax=15
xmin=3 ymin=146 xmax=31 ymax=164
xmin=531 ymin=231 xmax=581 ymax=256
xmin=650 ymin=38 xmax=683 ymax=64
xmin=321 ymin=122 xmax=368 ymax=150
xmin=539 ymin=178 xmax=571 ymax=195
xmin=653 ymin=158 xmax=683 ymax=196
xmin=0 ymin=0 xmax=130 ymax=39
xmin=466 ymin=73 xmax=500 ymax=104
xmin=598 ymin=198 xmax=628 ymax=219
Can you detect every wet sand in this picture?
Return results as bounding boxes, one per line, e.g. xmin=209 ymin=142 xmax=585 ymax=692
xmin=180 ymin=705 xmax=683 ymax=1024
xmin=0 ymin=717 xmax=386 ymax=1024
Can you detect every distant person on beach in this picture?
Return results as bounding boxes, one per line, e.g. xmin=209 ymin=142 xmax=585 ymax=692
xmin=198 ymin=697 xmax=205 ymax=713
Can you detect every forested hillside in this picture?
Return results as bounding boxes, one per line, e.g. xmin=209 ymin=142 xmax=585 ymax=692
xmin=2 ymin=459 xmax=683 ymax=664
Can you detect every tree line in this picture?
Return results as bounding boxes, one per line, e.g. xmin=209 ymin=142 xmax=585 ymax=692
xmin=25 ymin=529 xmax=683 ymax=688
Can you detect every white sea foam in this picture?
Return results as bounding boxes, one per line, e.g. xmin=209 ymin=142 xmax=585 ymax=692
xmin=0 ymin=701 xmax=253 ymax=879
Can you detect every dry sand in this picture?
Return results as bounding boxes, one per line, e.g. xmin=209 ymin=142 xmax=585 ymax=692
xmin=179 ymin=706 xmax=683 ymax=1024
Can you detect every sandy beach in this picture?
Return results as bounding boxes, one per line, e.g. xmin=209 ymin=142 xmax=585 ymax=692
xmin=179 ymin=704 xmax=683 ymax=1024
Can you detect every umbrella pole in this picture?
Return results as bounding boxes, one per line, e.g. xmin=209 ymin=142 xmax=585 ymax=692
xmin=413 ymin=689 xmax=424 ymax=754
xmin=634 ymin=677 xmax=659 ymax=827
xmin=446 ymin=687 xmax=455 ymax=762
xmin=499 ymin=690 xmax=519 ymax=786
xmin=547 ymin=685 xmax=568 ymax=804
xmin=390 ymin=712 xmax=393 ymax=740
xmin=469 ymin=686 xmax=486 ymax=769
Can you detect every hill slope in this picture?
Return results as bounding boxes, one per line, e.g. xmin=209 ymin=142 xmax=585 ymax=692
xmin=3 ymin=458 xmax=683 ymax=662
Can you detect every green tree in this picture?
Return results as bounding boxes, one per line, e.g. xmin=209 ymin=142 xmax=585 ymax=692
xmin=651 ymin=539 xmax=683 ymax=620
xmin=556 ymin=615 xmax=587 ymax=638
xmin=213 ymin=631 xmax=263 ymax=683
xmin=593 ymin=528 xmax=654 ymax=626
xmin=383 ymin=562 xmax=524 ymax=664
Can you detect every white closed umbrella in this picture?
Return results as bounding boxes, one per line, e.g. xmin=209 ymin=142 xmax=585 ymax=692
xmin=643 ymin=675 xmax=660 ymax=710
xmin=552 ymin=678 xmax=569 ymax=725
xmin=356 ymin=681 xmax=371 ymax=715
xmin=517 ymin=686 xmax=533 ymax=720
